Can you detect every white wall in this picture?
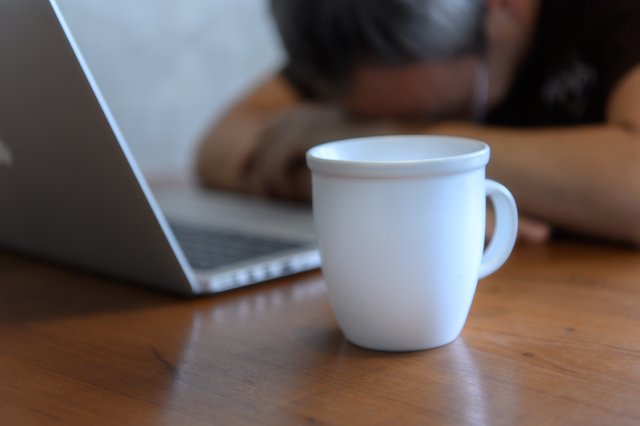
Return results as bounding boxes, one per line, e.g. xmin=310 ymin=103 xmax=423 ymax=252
xmin=56 ymin=0 xmax=284 ymax=178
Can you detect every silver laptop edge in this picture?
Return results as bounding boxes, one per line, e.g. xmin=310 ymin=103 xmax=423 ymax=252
xmin=48 ymin=0 xmax=199 ymax=291
xmin=0 ymin=0 xmax=319 ymax=294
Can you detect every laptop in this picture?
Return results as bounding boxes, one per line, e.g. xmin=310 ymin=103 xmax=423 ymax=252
xmin=0 ymin=0 xmax=320 ymax=295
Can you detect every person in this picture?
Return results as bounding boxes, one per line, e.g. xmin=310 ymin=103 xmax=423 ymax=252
xmin=196 ymin=0 xmax=640 ymax=246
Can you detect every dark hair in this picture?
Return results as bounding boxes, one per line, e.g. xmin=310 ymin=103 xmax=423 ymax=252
xmin=270 ymin=0 xmax=486 ymax=96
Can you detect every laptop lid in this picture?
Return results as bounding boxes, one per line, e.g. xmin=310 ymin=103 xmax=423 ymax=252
xmin=0 ymin=0 xmax=198 ymax=294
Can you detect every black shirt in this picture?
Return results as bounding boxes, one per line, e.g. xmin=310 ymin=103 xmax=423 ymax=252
xmin=487 ymin=0 xmax=640 ymax=126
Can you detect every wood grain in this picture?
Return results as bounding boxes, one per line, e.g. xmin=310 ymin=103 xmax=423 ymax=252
xmin=1 ymin=242 xmax=639 ymax=425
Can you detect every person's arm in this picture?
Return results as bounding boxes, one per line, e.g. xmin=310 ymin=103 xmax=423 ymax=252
xmin=428 ymin=65 xmax=640 ymax=246
xmin=197 ymin=73 xmax=403 ymax=199
xmin=196 ymin=74 xmax=302 ymax=194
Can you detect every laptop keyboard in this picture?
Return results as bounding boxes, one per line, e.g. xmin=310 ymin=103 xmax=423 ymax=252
xmin=169 ymin=222 xmax=308 ymax=270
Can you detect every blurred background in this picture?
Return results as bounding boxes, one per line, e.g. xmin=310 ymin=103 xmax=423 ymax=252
xmin=56 ymin=0 xmax=283 ymax=179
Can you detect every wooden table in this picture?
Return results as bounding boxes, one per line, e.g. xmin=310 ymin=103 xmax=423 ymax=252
xmin=1 ymin=241 xmax=640 ymax=425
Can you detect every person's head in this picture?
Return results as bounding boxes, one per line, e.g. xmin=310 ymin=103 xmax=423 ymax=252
xmin=271 ymin=0 xmax=538 ymax=120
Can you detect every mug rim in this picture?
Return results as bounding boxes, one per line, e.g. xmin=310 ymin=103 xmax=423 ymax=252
xmin=306 ymin=135 xmax=490 ymax=178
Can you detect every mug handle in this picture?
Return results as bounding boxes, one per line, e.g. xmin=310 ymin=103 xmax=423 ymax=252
xmin=479 ymin=180 xmax=518 ymax=279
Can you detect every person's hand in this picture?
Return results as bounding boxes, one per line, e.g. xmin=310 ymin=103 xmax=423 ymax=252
xmin=244 ymin=104 xmax=400 ymax=200
xmin=197 ymin=110 xmax=275 ymax=195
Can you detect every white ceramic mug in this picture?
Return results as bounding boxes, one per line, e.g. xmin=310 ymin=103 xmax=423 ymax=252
xmin=306 ymin=135 xmax=518 ymax=351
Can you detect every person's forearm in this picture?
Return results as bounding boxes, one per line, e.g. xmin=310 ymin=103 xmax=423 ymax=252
xmin=424 ymin=122 xmax=640 ymax=245
xmin=240 ymin=103 xmax=416 ymax=200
